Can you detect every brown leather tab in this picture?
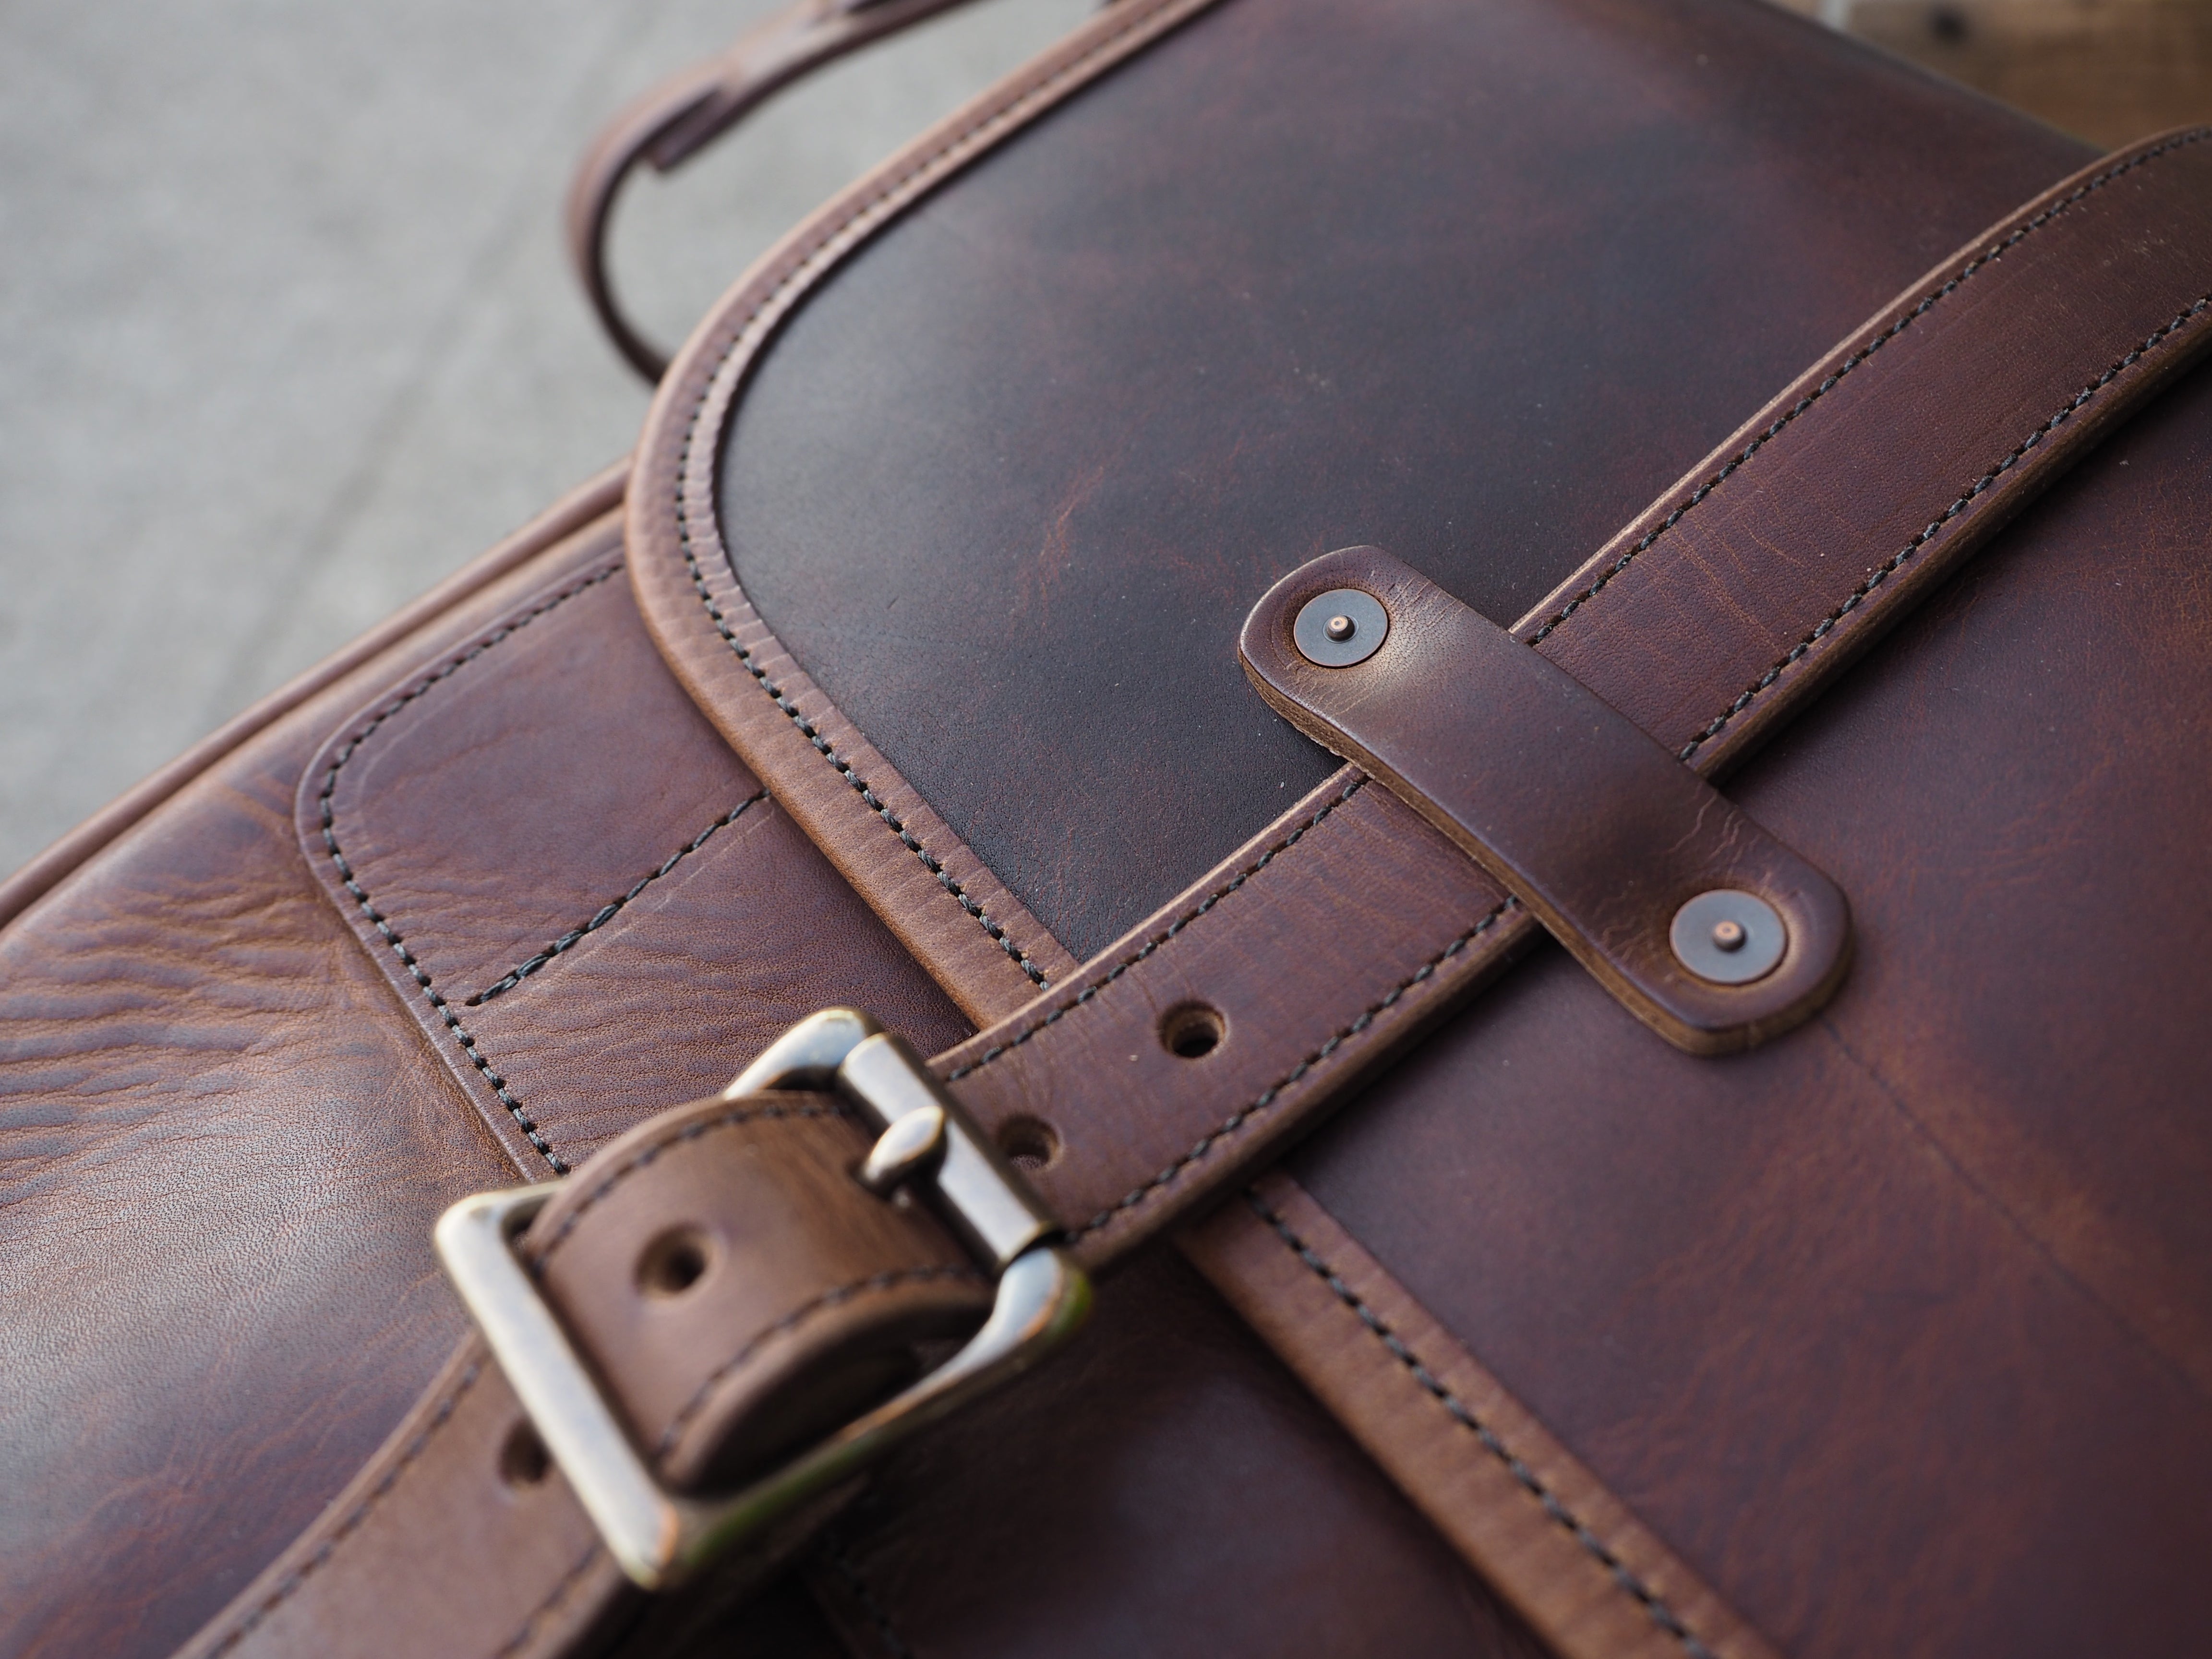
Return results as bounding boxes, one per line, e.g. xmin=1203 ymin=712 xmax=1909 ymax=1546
xmin=1241 ymin=546 xmax=1852 ymax=1053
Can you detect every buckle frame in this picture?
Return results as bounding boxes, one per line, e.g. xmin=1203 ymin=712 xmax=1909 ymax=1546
xmin=434 ymin=1010 xmax=1089 ymax=1589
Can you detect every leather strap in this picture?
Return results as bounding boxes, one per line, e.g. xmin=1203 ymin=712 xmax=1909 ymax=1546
xmin=182 ymin=124 xmax=2212 ymax=1659
xmin=173 ymin=1094 xmax=989 ymax=1659
xmin=1185 ymin=1172 xmax=1784 ymax=1659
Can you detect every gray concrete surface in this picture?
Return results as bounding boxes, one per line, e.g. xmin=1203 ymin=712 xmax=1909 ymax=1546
xmin=0 ymin=0 xmax=1090 ymax=878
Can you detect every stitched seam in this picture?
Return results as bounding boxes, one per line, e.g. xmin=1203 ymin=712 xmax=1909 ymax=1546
xmin=672 ymin=0 xmax=1201 ymax=997
xmin=1247 ymin=1193 xmax=1719 ymax=1659
xmin=524 ymin=1102 xmax=850 ymax=1267
xmin=489 ymin=1542 xmax=605 ymax=1659
xmin=942 ymin=777 xmax=1369 ymax=1084
xmin=822 ymin=1538 xmax=916 ymax=1659
xmin=466 ymin=790 xmax=770 ymax=1005
xmin=1676 ymin=288 xmax=2212 ymax=763
xmin=1067 ymin=897 xmax=1516 ymax=1239
xmin=673 ymin=527 xmax=1052 ymax=989
xmin=315 ymin=562 xmax=624 ymax=1174
xmin=198 ymin=1361 xmax=487 ymax=1657
xmin=1526 ymin=126 xmax=2212 ymax=645
xmin=652 ymin=1266 xmax=987 ymax=1458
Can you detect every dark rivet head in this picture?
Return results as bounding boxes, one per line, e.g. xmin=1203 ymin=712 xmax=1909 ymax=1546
xmin=1294 ymin=589 xmax=1389 ymax=668
xmin=1670 ymin=890 xmax=1786 ymax=985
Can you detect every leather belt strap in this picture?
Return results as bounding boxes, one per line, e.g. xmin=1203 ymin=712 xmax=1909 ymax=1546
xmin=179 ymin=126 xmax=2212 ymax=1659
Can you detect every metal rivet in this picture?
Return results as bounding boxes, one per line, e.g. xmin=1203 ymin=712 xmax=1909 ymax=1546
xmin=1670 ymin=890 xmax=1786 ymax=985
xmin=1294 ymin=588 xmax=1389 ymax=667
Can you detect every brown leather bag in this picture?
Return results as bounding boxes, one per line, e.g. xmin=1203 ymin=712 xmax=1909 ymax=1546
xmin=7 ymin=2 xmax=2211 ymax=1656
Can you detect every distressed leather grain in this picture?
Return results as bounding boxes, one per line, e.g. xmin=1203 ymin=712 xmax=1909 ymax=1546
xmin=176 ymin=1095 xmax=991 ymax=1659
xmin=0 ymin=517 xmax=616 ymax=1659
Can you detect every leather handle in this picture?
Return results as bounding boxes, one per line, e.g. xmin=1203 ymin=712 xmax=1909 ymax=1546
xmin=1241 ymin=546 xmax=1852 ymax=1053
xmin=565 ymin=0 xmax=993 ymax=382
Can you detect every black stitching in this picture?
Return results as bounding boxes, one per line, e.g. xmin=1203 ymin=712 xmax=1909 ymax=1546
xmin=1675 ymin=288 xmax=2212 ymax=764
xmin=821 ymin=1537 xmax=916 ymax=1659
xmin=523 ymin=1101 xmax=850 ymax=1268
xmin=315 ymin=563 xmax=625 ymax=1174
xmin=197 ymin=1361 xmax=488 ymax=1657
xmin=652 ymin=1265 xmax=986 ymax=1459
xmin=1527 ymin=127 xmax=2212 ymax=645
xmin=1247 ymin=1193 xmax=1720 ymax=1659
xmin=943 ymin=777 xmax=1368 ymax=1084
xmin=671 ymin=514 xmax=1051 ymax=990
xmin=466 ymin=791 xmax=770 ymax=1006
xmin=489 ymin=1543 xmax=606 ymax=1659
xmin=1069 ymin=897 xmax=1517 ymax=1239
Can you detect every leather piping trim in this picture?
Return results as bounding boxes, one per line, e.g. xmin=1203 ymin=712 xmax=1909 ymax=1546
xmin=668 ymin=518 xmax=1053 ymax=993
xmin=0 ymin=461 xmax=627 ymax=935
xmin=1181 ymin=1174 xmax=1786 ymax=1659
xmin=628 ymin=0 xmax=1223 ymax=1025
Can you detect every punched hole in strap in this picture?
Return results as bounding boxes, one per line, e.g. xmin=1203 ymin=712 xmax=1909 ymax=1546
xmin=1238 ymin=546 xmax=1852 ymax=1055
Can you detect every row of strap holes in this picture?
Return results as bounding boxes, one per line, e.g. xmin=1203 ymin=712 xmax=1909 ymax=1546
xmin=989 ymin=1003 xmax=1222 ymax=1174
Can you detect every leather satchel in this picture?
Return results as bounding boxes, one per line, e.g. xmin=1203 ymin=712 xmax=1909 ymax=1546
xmin=7 ymin=1 xmax=2211 ymax=1655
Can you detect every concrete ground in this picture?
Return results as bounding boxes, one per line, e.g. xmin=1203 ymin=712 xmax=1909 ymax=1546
xmin=0 ymin=0 xmax=1090 ymax=879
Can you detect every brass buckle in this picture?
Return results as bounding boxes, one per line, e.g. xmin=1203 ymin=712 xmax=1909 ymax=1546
xmin=434 ymin=1010 xmax=1090 ymax=1589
